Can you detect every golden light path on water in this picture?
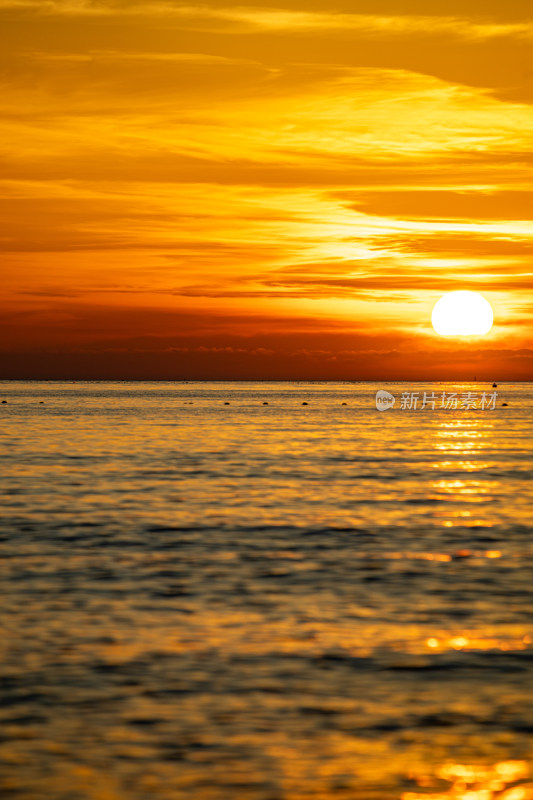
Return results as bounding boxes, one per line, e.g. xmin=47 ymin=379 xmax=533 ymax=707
xmin=403 ymin=760 xmax=532 ymax=800
xmin=0 ymin=382 xmax=532 ymax=799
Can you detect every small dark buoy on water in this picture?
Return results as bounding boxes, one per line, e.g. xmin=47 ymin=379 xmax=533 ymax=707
xmin=263 ymin=402 xmax=268 ymax=405
xmin=224 ymin=402 xmax=230 ymax=405
xmin=453 ymin=549 xmax=472 ymax=560
xmin=341 ymin=402 xmax=347 ymax=405
xmin=502 ymin=402 xmax=508 ymax=407
xmin=302 ymin=401 xmax=308 ymax=405
xmin=493 ymin=382 xmax=498 ymax=387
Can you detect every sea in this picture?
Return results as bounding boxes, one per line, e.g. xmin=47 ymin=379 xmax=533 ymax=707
xmin=1 ymin=381 xmax=532 ymax=800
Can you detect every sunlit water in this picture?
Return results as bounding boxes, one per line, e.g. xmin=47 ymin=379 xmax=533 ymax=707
xmin=1 ymin=381 xmax=532 ymax=800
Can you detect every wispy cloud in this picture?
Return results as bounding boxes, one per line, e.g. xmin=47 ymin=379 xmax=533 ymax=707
xmin=3 ymin=1 xmax=533 ymax=41
xmin=1 ymin=0 xmax=532 ymax=377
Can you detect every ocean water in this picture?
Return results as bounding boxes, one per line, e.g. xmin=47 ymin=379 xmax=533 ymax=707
xmin=1 ymin=380 xmax=532 ymax=800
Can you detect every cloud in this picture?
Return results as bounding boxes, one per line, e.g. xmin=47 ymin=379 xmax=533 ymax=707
xmin=28 ymin=50 xmax=260 ymax=65
xmin=337 ymin=190 xmax=533 ymax=222
xmin=1 ymin=0 xmax=532 ymax=379
xmin=174 ymin=269 xmax=533 ymax=301
xmin=3 ymin=2 xmax=533 ymax=41
xmin=161 ymin=7 xmax=533 ymax=41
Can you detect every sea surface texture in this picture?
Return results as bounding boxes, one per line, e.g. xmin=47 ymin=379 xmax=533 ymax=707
xmin=1 ymin=381 xmax=532 ymax=800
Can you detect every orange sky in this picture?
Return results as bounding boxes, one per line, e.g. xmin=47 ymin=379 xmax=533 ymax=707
xmin=1 ymin=0 xmax=533 ymax=379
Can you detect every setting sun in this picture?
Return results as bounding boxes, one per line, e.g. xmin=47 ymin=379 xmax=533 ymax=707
xmin=432 ymin=291 xmax=494 ymax=337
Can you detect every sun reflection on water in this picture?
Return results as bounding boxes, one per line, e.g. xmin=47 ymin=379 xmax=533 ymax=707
xmin=403 ymin=760 xmax=532 ymax=800
xmin=428 ymin=418 xmax=503 ymax=528
xmin=434 ymin=421 xmax=494 ymax=456
xmin=2 ymin=383 xmax=533 ymax=799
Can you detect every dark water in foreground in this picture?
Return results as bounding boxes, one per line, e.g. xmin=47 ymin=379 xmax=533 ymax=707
xmin=1 ymin=381 xmax=532 ymax=799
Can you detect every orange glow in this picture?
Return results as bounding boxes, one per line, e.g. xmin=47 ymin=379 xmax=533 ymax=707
xmin=0 ymin=1 xmax=532 ymax=378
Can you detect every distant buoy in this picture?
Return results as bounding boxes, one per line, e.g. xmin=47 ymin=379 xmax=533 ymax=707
xmin=341 ymin=402 xmax=347 ymax=405
xmin=492 ymin=383 xmax=498 ymax=387
xmin=263 ymin=402 xmax=268 ymax=405
xmin=224 ymin=402 xmax=230 ymax=405
xmin=453 ymin=550 xmax=472 ymax=560
xmin=1 ymin=400 xmax=6 ymax=404
xmin=502 ymin=402 xmax=508 ymax=407
xmin=302 ymin=402 xmax=308 ymax=405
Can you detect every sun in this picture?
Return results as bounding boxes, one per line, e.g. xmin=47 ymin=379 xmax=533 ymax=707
xmin=431 ymin=291 xmax=493 ymax=337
